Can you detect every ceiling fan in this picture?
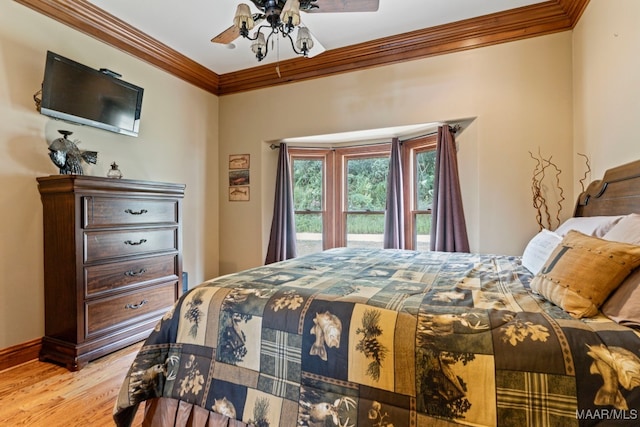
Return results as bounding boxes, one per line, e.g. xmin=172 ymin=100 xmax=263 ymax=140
xmin=211 ymin=0 xmax=379 ymax=62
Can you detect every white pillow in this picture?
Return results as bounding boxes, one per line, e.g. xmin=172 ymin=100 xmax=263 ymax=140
xmin=602 ymin=213 xmax=640 ymax=245
xmin=521 ymin=229 xmax=562 ymax=274
xmin=554 ymin=215 xmax=624 ymax=238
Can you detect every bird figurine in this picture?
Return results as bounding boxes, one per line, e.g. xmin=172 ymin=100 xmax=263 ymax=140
xmin=48 ymin=130 xmax=98 ymax=175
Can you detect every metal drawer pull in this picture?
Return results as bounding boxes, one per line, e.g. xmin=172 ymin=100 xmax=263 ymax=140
xmin=124 ymin=268 xmax=148 ymax=277
xmin=125 ymin=300 xmax=148 ymax=310
xmin=124 ymin=239 xmax=147 ymax=246
xmin=125 ymin=209 xmax=148 ymax=215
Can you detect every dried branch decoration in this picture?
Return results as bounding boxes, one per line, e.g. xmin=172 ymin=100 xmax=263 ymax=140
xmin=529 ymin=151 xmax=591 ymax=231
xmin=529 ymin=150 xmax=564 ymax=231
xmin=577 ymin=153 xmax=591 ymax=193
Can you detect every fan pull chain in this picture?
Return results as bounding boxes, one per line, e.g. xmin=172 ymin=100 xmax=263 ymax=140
xmin=275 ymin=33 xmax=282 ymax=78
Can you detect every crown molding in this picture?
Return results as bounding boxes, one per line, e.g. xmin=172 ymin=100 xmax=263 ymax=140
xmin=557 ymin=0 xmax=590 ymax=25
xmin=15 ymin=0 xmax=219 ymax=94
xmin=219 ymin=0 xmax=589 ymax=94
xmin=15 ymin=0 xmax=589 ymax=96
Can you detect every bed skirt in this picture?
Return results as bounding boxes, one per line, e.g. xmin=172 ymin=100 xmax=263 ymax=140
xmin=143 ymin=398 xmax=247 ymax=427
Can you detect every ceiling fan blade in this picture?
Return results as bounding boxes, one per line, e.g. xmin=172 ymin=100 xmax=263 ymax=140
xmin=210 ymin=14 xmax=265 ymax=44
xmin=211 ymin=25 xmax=241 ymax=44
xmin=305 ymin=0 xmax=379 ymax=13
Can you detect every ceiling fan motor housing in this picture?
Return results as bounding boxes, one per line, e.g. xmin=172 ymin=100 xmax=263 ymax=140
xmin=263 ymin=0 xmax=283 ymax=27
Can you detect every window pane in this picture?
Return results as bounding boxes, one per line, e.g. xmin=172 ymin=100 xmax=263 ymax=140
xmin=416 ymin=150 xmax=436 ymax=210
xmin=346 ymin=213 xmax=384 ymax=249
xmin=295 ymin=213 xmax=323 ymax=256
xmin=346 ymin=157 xmax=389 ymax=211
xmin=415 ymin=213 xmax=432 ymax=251
xmin=293 ymin=159 xmax=323 ymax=211
xmin=293 ymin=158 xmax=323 ymax=255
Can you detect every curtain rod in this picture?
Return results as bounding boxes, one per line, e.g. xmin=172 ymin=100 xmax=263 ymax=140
xmin=269 ymin=141 xmax=390 ymax=150
xmin=401 ymin=123 xmax=461 ymax=143
xmin=269 ymin=123 xmax=461 ymax=150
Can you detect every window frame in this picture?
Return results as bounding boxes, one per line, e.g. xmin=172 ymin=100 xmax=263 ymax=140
xmin=290 ymin=135 xmax=436 ymax=253
xmin=402 ymin=135 xmax=437 ymax=250
xmin=335 ymin=144 xmax=391 ymax=247
xmin=290 ymin=149 xmax=336 ymax=250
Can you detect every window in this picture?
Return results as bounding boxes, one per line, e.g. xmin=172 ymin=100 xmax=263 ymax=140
xmin=292 ymin=150 xmax=334 ymax=255
xmin=291 ymin=135 xmax=436 ymax=256
xmin=338 ymin=145 xmax=390 ymax=249
xmin=403 ymin=136 xmax=437 ymax=251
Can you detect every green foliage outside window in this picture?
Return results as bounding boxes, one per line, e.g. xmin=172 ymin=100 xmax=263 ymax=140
xmin=293 ymin=159 xmax=322 ymax=211
xmin=295 ymin=213 xmax=322 ymax=233
xmin=347 ymin=157 xmax=389 ymax=211
xmin=292 ymin=149 xmax=436 ymax=235
xmin=416 ymin=150 xmax=436 ymax=210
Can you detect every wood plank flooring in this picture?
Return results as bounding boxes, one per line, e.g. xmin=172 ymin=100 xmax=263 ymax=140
xmin=0 ymin=343 xmax=144 ymax=426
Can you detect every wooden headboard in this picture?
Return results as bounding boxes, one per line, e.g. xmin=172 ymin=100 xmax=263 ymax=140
xmin=575 ymin=159 xmax=640 ymax=217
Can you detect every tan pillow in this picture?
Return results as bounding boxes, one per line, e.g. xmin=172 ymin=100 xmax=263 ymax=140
xmin=530 ymin=230 xmax=640 ymax=318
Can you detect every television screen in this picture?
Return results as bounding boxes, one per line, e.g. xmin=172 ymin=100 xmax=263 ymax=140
xmin=40 ymin=51 xmax=144 ymax=137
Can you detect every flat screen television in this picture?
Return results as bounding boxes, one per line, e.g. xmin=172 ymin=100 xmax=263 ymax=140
xmin=39 ymin=51 xmax=144 ymax=137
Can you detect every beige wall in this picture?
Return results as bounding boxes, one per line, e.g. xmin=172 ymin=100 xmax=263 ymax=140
xmin=219 ymin=32 xmax=575 ymax=274
xmin=0 ymin=2 xmax=219 ymax=349
xmin=572 ymin=0 xmax=640 ymax=193
xmin=3 ymin=0 xmax=639 ymax=351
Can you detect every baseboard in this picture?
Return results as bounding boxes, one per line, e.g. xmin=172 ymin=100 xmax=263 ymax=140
xmin=0 ymin=338 xmax=42 ymax=372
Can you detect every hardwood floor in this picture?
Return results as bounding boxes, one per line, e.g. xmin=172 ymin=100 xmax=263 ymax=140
xmin=0 ymin=342 xmax=144 ymax=426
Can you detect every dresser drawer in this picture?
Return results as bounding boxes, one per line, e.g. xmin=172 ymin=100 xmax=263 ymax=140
xmin=85 ymin=254 xmax=178 ymax=297
xmin=83 ymin=196 xmax=178 ymax=227
xmin=84 ymin=228 xmax=177 ymax=262
xmin=86 ymin=281 xmax=177 ymax=337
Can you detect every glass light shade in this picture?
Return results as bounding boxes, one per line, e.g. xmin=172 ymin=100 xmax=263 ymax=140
xmin=251 ymin=32 xmax=266 ymax=54
xmin=296 ymin=27 xmax=314 ymax=52
xmin=233 ymin=4 xmax=254 ymax=30
xmin=280 ymin=0 xmax=301 ymax=27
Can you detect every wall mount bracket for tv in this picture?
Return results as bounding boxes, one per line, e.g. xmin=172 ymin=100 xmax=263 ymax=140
xmin=99 ymin=68 xmax=122 ymax=78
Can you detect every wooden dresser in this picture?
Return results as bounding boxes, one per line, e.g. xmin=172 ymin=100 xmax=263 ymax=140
xmin=37 ymin=175 xmax=184 ymax=370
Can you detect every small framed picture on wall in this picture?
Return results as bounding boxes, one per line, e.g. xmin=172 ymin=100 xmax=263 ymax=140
xmin=229 ymin=153 xmax=250 ymax=202
xmin=229 ymin=154 xmax=250 ymax=170
xmin=229 ymin=169 xmax=250 ymax=186
xmin=229 ymin=186 xmax=250 ymax=201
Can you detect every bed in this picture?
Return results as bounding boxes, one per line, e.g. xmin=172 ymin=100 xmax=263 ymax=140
xmin=114 ymin=160 xmax=640 ymax=427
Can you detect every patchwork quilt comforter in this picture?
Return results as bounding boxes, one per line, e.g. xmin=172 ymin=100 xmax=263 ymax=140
xmin=114 ymin=248 xmax=640 ymax=426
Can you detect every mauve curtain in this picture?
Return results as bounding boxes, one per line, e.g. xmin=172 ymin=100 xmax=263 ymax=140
xmin=265 ymin=143 xmax=297 ymax=264
xmin=383 ymin=137 xmax=405 ymax=249
xmin=430 ymin=125 xmax=470 ymax=252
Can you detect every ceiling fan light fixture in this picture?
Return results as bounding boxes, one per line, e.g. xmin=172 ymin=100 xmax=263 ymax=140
xmin=251 ymin=32 xmax=267 ymax=61
xmin=214 ymin=0 xmax=379 ymax=63
xmin=295 ymin=27 xmax=314 ymax=55
xmin=226 ymin=0 xmax=357 ymax=62
xmin=280 ymin=0 xmax=301 ymax=31
xmin=233 ymin=4 xmax=254 ymax=32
